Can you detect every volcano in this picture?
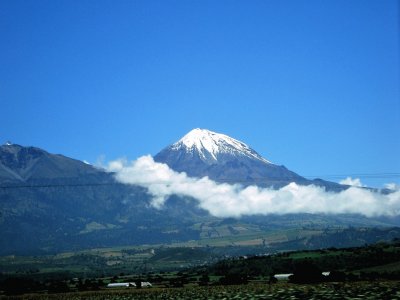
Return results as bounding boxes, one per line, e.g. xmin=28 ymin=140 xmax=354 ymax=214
xmin=154 ymin=128 xmax=340 ymax=189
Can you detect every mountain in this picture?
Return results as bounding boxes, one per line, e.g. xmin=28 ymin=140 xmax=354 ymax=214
xmin=0 ymin=136 xmax=397 ymax=256
xmin=0 ymin=143 xmax=204 ymax=255
xmin=0 ymin=143 xmax=108 ymax=184
xmin=154 ymin=128 xmax=341 ymax=190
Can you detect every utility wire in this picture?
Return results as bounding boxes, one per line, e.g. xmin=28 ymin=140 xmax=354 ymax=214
xmin=0 ymin=183 xmax=119 ymax=189
xmin=303 ymin=173 xmax=400 ymax=179
xmin=0 ymin=173 xmax=399 ymax=189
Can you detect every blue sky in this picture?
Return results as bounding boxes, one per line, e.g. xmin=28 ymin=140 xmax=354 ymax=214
xmin=1 ymin=0 xmax=399 ymax=188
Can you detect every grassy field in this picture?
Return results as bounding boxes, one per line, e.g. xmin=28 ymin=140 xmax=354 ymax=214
xmin=2 ymin=281 xmax=400 ymax=300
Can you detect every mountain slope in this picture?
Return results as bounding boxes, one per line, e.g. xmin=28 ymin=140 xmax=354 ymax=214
xmin=0 ymin=143 xmax=204 ymax=255
xmin=169 ymin=128 xmax=271 ymax=164
xmin=0 ymin=144 xmax=107 ymax=184
xmin=155 ymin=128 xmax=328 ymax=188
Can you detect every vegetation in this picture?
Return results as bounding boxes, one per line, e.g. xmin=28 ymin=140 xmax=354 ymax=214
xmin=206 ymin=239 xmax=400 ymax=281
xmin=1 ymin=282 xmax=400 ymax=299
xmin=1 ymin=226 xmax=399 ymax=280
xmin=1 ymin=239 xmax=399 ymax=297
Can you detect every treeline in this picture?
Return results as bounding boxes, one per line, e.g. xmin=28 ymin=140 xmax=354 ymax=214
xmin=0 ymin=277 xmax=104 ymax=295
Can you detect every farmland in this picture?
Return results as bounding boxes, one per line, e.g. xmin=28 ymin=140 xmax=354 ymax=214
xmin=1 ymin=226 xmax=399 ymax=280
xmin=2 ymin=281 xmax=400 ymax=300
xmin=1 ymin=239 xmax=400 ymax=298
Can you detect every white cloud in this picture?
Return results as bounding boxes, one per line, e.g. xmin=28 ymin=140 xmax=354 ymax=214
xmin=339 ymin=177 xmax=365 ymax=187
xmin=109 ymin=156 xmax=400 ymax=218
xmin=385 ymin=183 xmax=400 ymax=191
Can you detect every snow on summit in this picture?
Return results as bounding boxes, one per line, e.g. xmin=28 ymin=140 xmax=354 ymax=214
xmin=171 ymin=128 xmax=271 ymax=163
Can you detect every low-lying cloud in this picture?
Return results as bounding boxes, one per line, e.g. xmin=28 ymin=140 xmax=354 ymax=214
xmin=108 ymin=156 xmax=400 ymax=218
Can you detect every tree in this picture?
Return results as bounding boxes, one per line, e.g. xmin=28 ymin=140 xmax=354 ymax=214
xmin=327 ymin=270 xmax=346 ymax=282
xmin=289 ymin=261 xmax=324 ymax=284
xmin=219 ymin=273 xmax=248 ymax=285
xmin=199 ymin=273 xmax=210 ymax=286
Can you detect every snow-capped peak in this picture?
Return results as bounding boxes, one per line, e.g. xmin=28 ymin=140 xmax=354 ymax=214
xmin=171 ymin=128 xmax=271 ymax=163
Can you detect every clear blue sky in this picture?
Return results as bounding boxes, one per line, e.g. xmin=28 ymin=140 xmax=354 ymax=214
xmin=1 ymin=0 xmax=399 ymax=187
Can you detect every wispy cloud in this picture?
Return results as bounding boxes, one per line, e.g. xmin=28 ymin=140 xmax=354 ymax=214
xmin=108 ymin=156 xmax=400 ymax=218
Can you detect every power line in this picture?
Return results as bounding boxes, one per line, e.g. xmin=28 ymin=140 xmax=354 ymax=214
xmin=0 ymin=183 xmax=119 ymax=189
xmin=0 ymin=172 xmax=399 ymax=189
xmin=303 ymin=173 xmax=400 ymax=179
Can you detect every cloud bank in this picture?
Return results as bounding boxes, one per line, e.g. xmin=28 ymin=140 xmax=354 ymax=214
xmin=108 ymin=156 xmax=400 ymax=218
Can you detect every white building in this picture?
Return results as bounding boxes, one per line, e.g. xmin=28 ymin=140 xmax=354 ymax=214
xmin=107 ymin=282 xmax=136 ymax=288
xmin=273 ymin=273 xmax=293 ymax=280
xmin=107 ymin=282 xmax=152 ymax=288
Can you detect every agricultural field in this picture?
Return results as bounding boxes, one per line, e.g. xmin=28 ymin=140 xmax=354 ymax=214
xmin=0 ymin=227 xmax=320 ymax=279
xmin=1 ymin=240 xmax=400 ymax=297
xmin=2 ymin=226 xmax=399 ymax=280
xmin=1 ymin=230 xmax=400 ymax=297
xmin=2 ymin=282 xmax=400 ymax=300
